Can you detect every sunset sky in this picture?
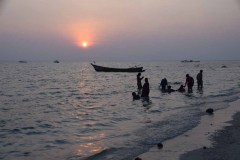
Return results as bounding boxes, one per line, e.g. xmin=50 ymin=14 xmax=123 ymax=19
xmin=0 ymin=0 xmax=240 ymax=61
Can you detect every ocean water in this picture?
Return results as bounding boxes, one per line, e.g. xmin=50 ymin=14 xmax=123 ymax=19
xmin=0 ymin=61 xmax=240 ymax=160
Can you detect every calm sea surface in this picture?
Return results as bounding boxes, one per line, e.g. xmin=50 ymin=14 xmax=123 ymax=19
xmin=1 ymin=61 xmax=240 ymax=160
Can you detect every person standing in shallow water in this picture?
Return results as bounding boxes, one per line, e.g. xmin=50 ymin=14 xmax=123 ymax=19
xmin=196 ymin=70 xmax=203 ymax=89
xmin=137 ymin=73 xmax=144 ymax=90
xmin=184 ymin=74 xmax=194 ymax=93
xmin=141 ymin=78 xmax=150 ymax=97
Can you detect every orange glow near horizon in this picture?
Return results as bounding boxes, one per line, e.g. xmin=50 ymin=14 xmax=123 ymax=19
xmin=66 ymin=21 xmax=103 ymax=49
xmin=82 ymin=42 xmax=87 ymax=47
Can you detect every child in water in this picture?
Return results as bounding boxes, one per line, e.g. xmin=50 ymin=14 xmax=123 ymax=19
xmin=167 ymin=85 xmax=175 ymax=93
xmin=132 ymin=92 xmax=140 ymax=100
xmin=177 ymin=85 xmax=186 ymax=92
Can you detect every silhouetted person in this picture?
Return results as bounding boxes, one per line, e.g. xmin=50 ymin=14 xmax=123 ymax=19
xmin=184 ymin=74 xmax=194 ymax=93
xmin=196 ymin=70 xmax=203 ymax=89
xmin=141 ymin=78 xmax=150 ymax=97
xmin=137 ymin=73 xmax=144 ymax=90
xmin=132 ymin=92 xmax=140 ymax=100
xmin=177 ymin=85 xmax=186 ymax=92
xmin=159 ymin=78 xmax=168 ymax=90
xmin=167 ymin=85 xmax=175 ymax=93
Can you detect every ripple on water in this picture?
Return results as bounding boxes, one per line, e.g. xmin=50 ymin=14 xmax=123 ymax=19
xmin=38 ymin=124 xmax=54 ymax=128
xmin=3 ymin=143 xmax=14 ymax=147
xmin=38 ymin=92 xmax=46 ymax=95
xmin=54 ymin=139 xmax=71 ymax=144
xmin=11 ymin=129 xmax=21 ymax=133
xmin=22 ymin=98 xmax=29 ymax=102
xmin=0 ymin=134 xmax=7 ymax=138
xmin=49 ymin=91 xmax=62 ymax=95
xmin=21 ymin=127 xmax=35 ymax=130
xmin=25 ymin=131 xmax=45 ymax=135
xmin=44 ymin=144 xmax=57 ymax=149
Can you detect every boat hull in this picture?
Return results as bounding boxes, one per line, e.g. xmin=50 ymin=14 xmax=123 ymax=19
xmin=91 ymin=63 xmax=144 ymax=72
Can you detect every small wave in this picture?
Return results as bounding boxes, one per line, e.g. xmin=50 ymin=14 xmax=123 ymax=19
xmin=39 ymin=92 xmax=46 ymax=95
xmin=69 ymin=89 xmax=78 ymax=92
xmin=54 ymin=139 xmax=71 ymax=144
xmin=25 ymin=131 xmax=45 ymax=135
xmin=85 ymin=148 xmax=118 ymax=160
xmin=22 ymin=98 xmax=29 ymax=102
xmin=3 ymin=143 xmax=13 ymax=147
xmin=38 ymin=124 xmax=54 ymax=128
xmin=0 ymin=120 xmax=6 ymax=124
xmin=21 ymin=127 xmax=35 ymax=130
xmin=111 ymin=91 xmax=118 ymax=94
xmin=49 ymin=91 xmax=61 ymax=95
xmin=0 ymin=134 xmax=7 ymax=138
xmin=1 ymin=108 xmax=10 ymax=111
xmin=111 ymin=117 xmax=131 ymax=122
xmin=11 ymin=129 xmax=21 ymax=133
xmin=66 ymin=155 xmax=82 ymax=160
xmin=44 ymin=145 xmax=57 ymax=149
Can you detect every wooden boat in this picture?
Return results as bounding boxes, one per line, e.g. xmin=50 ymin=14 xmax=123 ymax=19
xmin=91 ymin=63 xmax=145 ymax=72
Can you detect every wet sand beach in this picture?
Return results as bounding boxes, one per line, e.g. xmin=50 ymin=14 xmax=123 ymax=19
xmin=134 ymin=98 xmax=240 ymax=160
xmin=180 ymin=111 xmax=240 ymax=160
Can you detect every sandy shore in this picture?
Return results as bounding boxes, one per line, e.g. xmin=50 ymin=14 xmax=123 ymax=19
xmin=134 ymin=98 xmax=240 ymax=160
xmin=180 ymin=111 xmax=240 ymax=160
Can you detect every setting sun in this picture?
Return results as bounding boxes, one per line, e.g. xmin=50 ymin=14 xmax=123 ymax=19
xmin=82 ymin=42 xmax=88 ymax=47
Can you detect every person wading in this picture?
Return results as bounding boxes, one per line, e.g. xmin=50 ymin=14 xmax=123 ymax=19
xmin=184 ymin=74 xmax=194 ymax=93
xmin=141 ymin=78 xmax=150 ymax=97
xmin=137 ymin=73 xmax=144 ymax=90
xmin=196 ymin=70 xmax=203 ymax=89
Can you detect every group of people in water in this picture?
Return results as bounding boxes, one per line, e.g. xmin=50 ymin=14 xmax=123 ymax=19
xmin=132 ymin=70 xmax=203 ymax=100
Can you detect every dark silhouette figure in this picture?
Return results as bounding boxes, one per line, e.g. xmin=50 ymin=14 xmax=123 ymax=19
xmin=132 ymin=92 xmax=140 ymax=100
xmin=141 ymin=78 xmax=150 ymax=97
xmin=206 ymin=108 xmax=214 ymax=114
xmin=159 ymin=78 xmax=168 ymax=90
xmin=137 ymin=73 xmax=144 ymax=90
xmin=177 ymin=85 xmax=186 ymax=92
xmin=167 ymin=85 xmax=175 ymax=93
xmin=157 ymin=143 xmax=163 ymax=149
xmin=184 ymin=74 xmax=194 ymax=93
xmin=196 ymin=70 xmax=203 ymax=89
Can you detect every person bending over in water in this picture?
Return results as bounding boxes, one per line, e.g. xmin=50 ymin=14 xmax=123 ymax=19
xmin=184 ymin=74 xmax=194 ymax=93
xmin=141 ymin=78 xmax=150 ymax=97
xmin=159 ymin=78 xmax=168 ymax=90
xmin=177 ymin=85 xmax=186 ymax=92
xmin=137 ymin=73 xmax=144 ymax=90
xmin=132 ymin=92 xmax=140 ymax=100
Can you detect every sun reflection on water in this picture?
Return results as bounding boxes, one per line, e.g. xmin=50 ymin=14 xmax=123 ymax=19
xmin=77 ymin=141 xmax=106 ymax=157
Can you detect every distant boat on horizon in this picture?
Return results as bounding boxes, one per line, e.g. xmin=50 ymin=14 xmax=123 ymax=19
xmin=221 ymin=65 xmax=227 ymax=68
xmin=181 ymin=60 xmax=200 ymax=62
xmin=19 ymin=60 xmax=27 ymax=63
xmin=54 ymin=60 xmax=59 ymax=63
